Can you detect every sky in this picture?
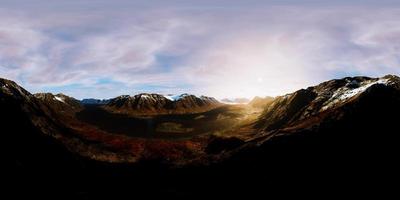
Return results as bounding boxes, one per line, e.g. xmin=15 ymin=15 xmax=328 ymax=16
xmin=1 ymin=0 xmax=400 ymax=100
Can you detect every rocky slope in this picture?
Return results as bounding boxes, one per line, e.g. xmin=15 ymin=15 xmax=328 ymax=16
xmin=201 ymin=75 xmax=400 ymax=196
xmin=35 ymin=93 xmax=82 ymax=112
xmin=254 ymin=75 xmax=400 ymax=131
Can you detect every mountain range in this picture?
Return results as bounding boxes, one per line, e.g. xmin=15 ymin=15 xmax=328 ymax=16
xmin=105 ymin=93 xmax=221 ymax=115
xmin=2 ymin=74 xmax=400 ymax=197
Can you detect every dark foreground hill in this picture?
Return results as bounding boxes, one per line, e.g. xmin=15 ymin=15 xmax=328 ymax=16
xmin=2 ymin=75 xmax=400 ymax=197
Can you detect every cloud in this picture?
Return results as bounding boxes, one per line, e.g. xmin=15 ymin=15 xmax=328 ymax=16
xmin=1 ymin=2 xmax=400 ymax=99
xmin=0 ymin=7 xmax=181 ymax=84
xmin=0 ymin=17 xmax=48 ymax=78
xmin=176 ymin=7 xmax=400 ymax=98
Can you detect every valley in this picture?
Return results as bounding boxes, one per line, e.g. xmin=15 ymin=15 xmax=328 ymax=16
xmin=75 ymin=104 xmax=258 ymax=139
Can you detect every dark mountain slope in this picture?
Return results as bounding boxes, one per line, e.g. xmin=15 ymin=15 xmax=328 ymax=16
xmin=1 ymin=79 xmax=87 ymax=190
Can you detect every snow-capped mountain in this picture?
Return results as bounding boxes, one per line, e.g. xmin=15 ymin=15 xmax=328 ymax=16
xmin=80 ymin=98 xmax=110 ymax=105
xmin=34 ymin=93 xmax=83 ymax=121
xmin=164 ymin=93 xmax=188 ymax=101
xmin=255 ymin=75 xmax=400 ymax=131
xmin=105 ymin=93 xmax=221 ymax=114
xmin=3 ymin=75 xmax=400 ymax=196
xmin=35 ymin=93 xmax=82 ymax=110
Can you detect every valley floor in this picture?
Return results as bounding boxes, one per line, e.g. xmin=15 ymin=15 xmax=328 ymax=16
xmin=75 ymin=104 xmax=261 ymax=140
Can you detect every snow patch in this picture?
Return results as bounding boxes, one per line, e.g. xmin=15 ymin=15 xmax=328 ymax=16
xmin=164 ymin=95 xmax=174 ymax=101
xmin=140 ymin=94 xmax=151 ymax=99
xmin=54 ymin=96 xmax=65 ymax=103
xmin=164 ymin=94 xmax=189 ymax=101
xmin=337 ymin=79 xmax=388 ymax=100
xmin=321 ymin=78 xmax=389 ymax=111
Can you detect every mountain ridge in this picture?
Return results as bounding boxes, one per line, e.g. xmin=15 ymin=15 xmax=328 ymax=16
xmin=254 ymin=74 xmax=400 ymax=131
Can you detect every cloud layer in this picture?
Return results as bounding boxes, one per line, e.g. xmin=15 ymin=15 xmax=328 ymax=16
xmin=1 ymin=1 xmax=400 ymax=99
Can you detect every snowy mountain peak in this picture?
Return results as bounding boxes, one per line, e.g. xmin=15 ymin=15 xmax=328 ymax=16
xmin=80 ymin=98 xmax=110 ymax=105
xmin=320 ymin=77 xmax=391 ymax=111
xmin=54 ymin=96 xmax=65 ymax=103
xmin=163 ymin=93 xmax=206 ymax=101
xmin=256 ymin=74 xmax=400 ymax=132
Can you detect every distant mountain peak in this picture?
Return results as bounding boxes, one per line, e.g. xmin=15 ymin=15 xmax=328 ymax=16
xmin=35 ymin=93 xmax=67 ymax=103
xmin=133 ymin=93 xmax=166 ymax=100
xmin=80 ymin=98 xmax=110 ymax=105
xmin=164 ymin=93 xmax=193 ymax=101
xmin=0 ymin=78 xmax=30 ymax=98
xmin=34 ymin=92 xmax=82 ymax=113
xmin=220 ymin=97 xmax=250 ymax=104
xmin=248 ymin=96 xmax=274 ymax=108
